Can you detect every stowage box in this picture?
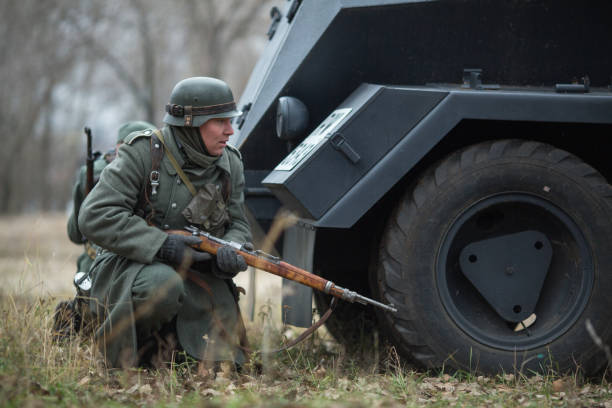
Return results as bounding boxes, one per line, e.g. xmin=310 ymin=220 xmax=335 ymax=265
xmin=262 ymin=84 xmax=447 ymax=220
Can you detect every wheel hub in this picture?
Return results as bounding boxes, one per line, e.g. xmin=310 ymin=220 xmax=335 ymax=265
xmin=437 ymin=193 xmax=593 ymax=350
xmin=459 ymin=230 xmax=552 ymax=323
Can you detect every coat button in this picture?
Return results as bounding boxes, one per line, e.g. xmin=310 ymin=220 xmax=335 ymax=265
xmin=171 ymin=203 xmax=177 ymax=209
xmin=176 ymin=178 xmax=181 ymax=185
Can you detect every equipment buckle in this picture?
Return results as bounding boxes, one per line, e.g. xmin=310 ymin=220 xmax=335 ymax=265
xmin=150 ymin=170 xmax=160 ymax=195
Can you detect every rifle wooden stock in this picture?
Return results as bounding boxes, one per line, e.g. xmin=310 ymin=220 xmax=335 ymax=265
xmin=169 ymin=228 xmax=398 ymax=313
xmin=170 ymin=229 xmax=335 ymax=295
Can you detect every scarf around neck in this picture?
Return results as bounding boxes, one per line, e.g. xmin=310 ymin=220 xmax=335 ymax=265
xmin=170 ymin=125 xmax=220 ymax=169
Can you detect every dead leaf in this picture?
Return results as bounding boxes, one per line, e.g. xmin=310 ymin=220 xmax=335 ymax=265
xmin=514 ymin=313 xmax=537 ymax=332
xmin=201 ymin=388 xmax=221 ymax=397
xmin=139 ymin=384 xmax=152 ymax=394
xmin=552 ymin=379 xmax=569 ymax=393
xmin=125 ymin=384 xmax=139 ymax=394
xmin=419 ymin=382 xmax=435 ymax=391
xmin=215 ymin=376 xmax=231 ymax=387
xmin=241 ymin=381 xmax=258 ymax=388
xmin=28 ymin=382 xmax=50 ymax=396
xmin=77 ymin=376 xmax=90 ymax=386
xmin=219 ymin=361 xmax=233 ymax=377
xmin=434 ymin=382 xmax=455 ymax=393
xmin=226 ymin=382 xmax=237 ymax=395
xmin=197 ymin=364 xmax=211 ymax=379
xmin=315 ymin=366 xmax=327 ymax=378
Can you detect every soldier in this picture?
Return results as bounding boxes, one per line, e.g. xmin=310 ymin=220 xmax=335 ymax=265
xmin=78 ymin=77 xmax=251 ymax=369
xmin=54 ymin=121 xmax=156 ymax=340
xmin=67 ymin=121 xmax=156 ymax=275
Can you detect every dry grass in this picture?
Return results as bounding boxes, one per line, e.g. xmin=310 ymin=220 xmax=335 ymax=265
xmin=1 ymin=214 xmax=612 ymax=407
xmin=0 ymin=213 xmax=80 ymax=297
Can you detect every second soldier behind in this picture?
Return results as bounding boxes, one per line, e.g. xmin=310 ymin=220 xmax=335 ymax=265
xmin=67 ymin=120 xmax=156 ymax=276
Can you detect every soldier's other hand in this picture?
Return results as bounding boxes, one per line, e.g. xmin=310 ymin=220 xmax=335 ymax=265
xmin=214 ymin=245 xmax=247 ymax=279
xmin=158 ymin=234 xmax=212 ymax=266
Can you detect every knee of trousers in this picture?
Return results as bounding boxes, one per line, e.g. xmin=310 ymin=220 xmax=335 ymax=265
xmin=131 ymin=262 xmax=185 ymax=322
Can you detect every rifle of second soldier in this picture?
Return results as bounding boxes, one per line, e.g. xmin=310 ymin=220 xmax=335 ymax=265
xmin=170 ymin=225 xmax=398 ymax=313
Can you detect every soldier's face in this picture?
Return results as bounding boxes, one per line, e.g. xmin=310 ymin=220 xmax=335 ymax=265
xmin=199 ymin=117 xmax=234 ymax=156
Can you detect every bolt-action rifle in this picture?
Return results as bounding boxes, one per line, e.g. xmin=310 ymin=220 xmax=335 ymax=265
xmin=84 ymin=126 xmax=94 ymax=195
xmin=53 ymin=127 xmax=98 ymax=341
xmin=171 ymin=225 xmax=398 ymax=313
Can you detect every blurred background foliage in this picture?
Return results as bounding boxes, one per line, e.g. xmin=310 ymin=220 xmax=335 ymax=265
xmin=0 ymin=0 xmax=282 ymax=214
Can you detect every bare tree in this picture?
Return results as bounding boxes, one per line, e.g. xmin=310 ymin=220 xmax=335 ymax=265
xmin=0 ymin=0 xmax=282 ymax=214
xmin=0 ymin=0 xmax=81 ymax=212
xmin=63 ymin=0 xmax=157 ymax=123
xmin=182 ymin=0 xmax=276 ymax=78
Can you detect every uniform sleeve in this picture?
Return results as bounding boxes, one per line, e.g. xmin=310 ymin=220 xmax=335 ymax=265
xmin=78 ymin=141 xmax=168 ymax=264
xmin=222 ymin=154 xmax=252 ymax=245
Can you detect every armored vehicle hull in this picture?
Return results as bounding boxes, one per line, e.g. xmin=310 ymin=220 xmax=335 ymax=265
xmin=232 ymin=0 xmax=612 ymax=375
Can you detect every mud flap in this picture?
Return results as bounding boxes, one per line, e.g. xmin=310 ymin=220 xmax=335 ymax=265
xmin=281 ymin=224 xmax=314 ymax=327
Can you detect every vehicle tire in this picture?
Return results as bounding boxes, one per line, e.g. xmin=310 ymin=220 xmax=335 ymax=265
xmin=376 ymin=139 xmax=612 ymax=375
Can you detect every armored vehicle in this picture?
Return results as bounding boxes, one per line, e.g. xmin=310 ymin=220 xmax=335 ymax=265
xmin=231 ymin=0 xmax=612 ymax=375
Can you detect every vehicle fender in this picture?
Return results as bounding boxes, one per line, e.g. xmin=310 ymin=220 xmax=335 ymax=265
xmin=316 ymin=90 xmax=612 ymax=228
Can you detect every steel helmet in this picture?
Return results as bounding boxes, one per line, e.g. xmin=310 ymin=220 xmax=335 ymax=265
xmin=116 ymin=120 xmax=156 ymax=143
xmin=163 ymin=77 xmax=241 ymax=127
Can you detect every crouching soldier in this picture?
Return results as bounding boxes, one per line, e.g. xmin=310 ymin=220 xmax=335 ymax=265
xmin=78 ymin=77 xmax=252 ymax=369
xmin=55 ymin=121 xmax=155 ymax=339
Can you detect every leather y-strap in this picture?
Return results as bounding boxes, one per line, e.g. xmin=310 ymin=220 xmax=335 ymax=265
xmin=221 ymin=171 xmax=232 ymax=203
xmin=153 ymin=129 xmax=197 ymax=197
xmin=137 ymin=133 xmax=165 ymax=224
xmin=150 ymin=133 xmax=164 ymax=189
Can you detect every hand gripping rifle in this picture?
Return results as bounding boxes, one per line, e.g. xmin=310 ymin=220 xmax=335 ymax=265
xmin=173 ymin=225 xmax=398 ymax=313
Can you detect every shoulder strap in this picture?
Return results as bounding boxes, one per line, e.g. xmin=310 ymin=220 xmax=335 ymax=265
xmin=154 ymin=129 xmax=197 ymax=197
xmin=135 ymin=133 xmax=165 ymax=224
xmin=150 ymin=132 xmax=164 ymax=195
xmin=221 ymin=171 xmax=232 ymax=203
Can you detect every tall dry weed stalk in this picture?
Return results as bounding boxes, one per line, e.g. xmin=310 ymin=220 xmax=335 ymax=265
xmin=0 ymin=292 xmax=100 ymax=387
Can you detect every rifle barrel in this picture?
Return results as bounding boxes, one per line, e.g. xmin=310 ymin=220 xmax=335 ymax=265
xmin=173 ymin=226 xmax=397 ymax=313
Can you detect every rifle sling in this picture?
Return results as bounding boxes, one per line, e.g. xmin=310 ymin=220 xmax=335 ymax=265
xmin=154 ymin=129 xmax=197 ymax=197
xmin=260 ymin=297 xmax=337 ymax=355
xmin=185 ymin=269 xmax=337 ymax=356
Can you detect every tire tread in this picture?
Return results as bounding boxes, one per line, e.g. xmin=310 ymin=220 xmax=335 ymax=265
xmin=377 ymin=138 xmax=612 ymax=372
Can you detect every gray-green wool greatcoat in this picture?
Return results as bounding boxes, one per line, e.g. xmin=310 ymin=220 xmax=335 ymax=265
xmin=78 ymin=126 xmax=251 ymax=368
xmin=67 ymin=157 xmax=109 ymax=274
